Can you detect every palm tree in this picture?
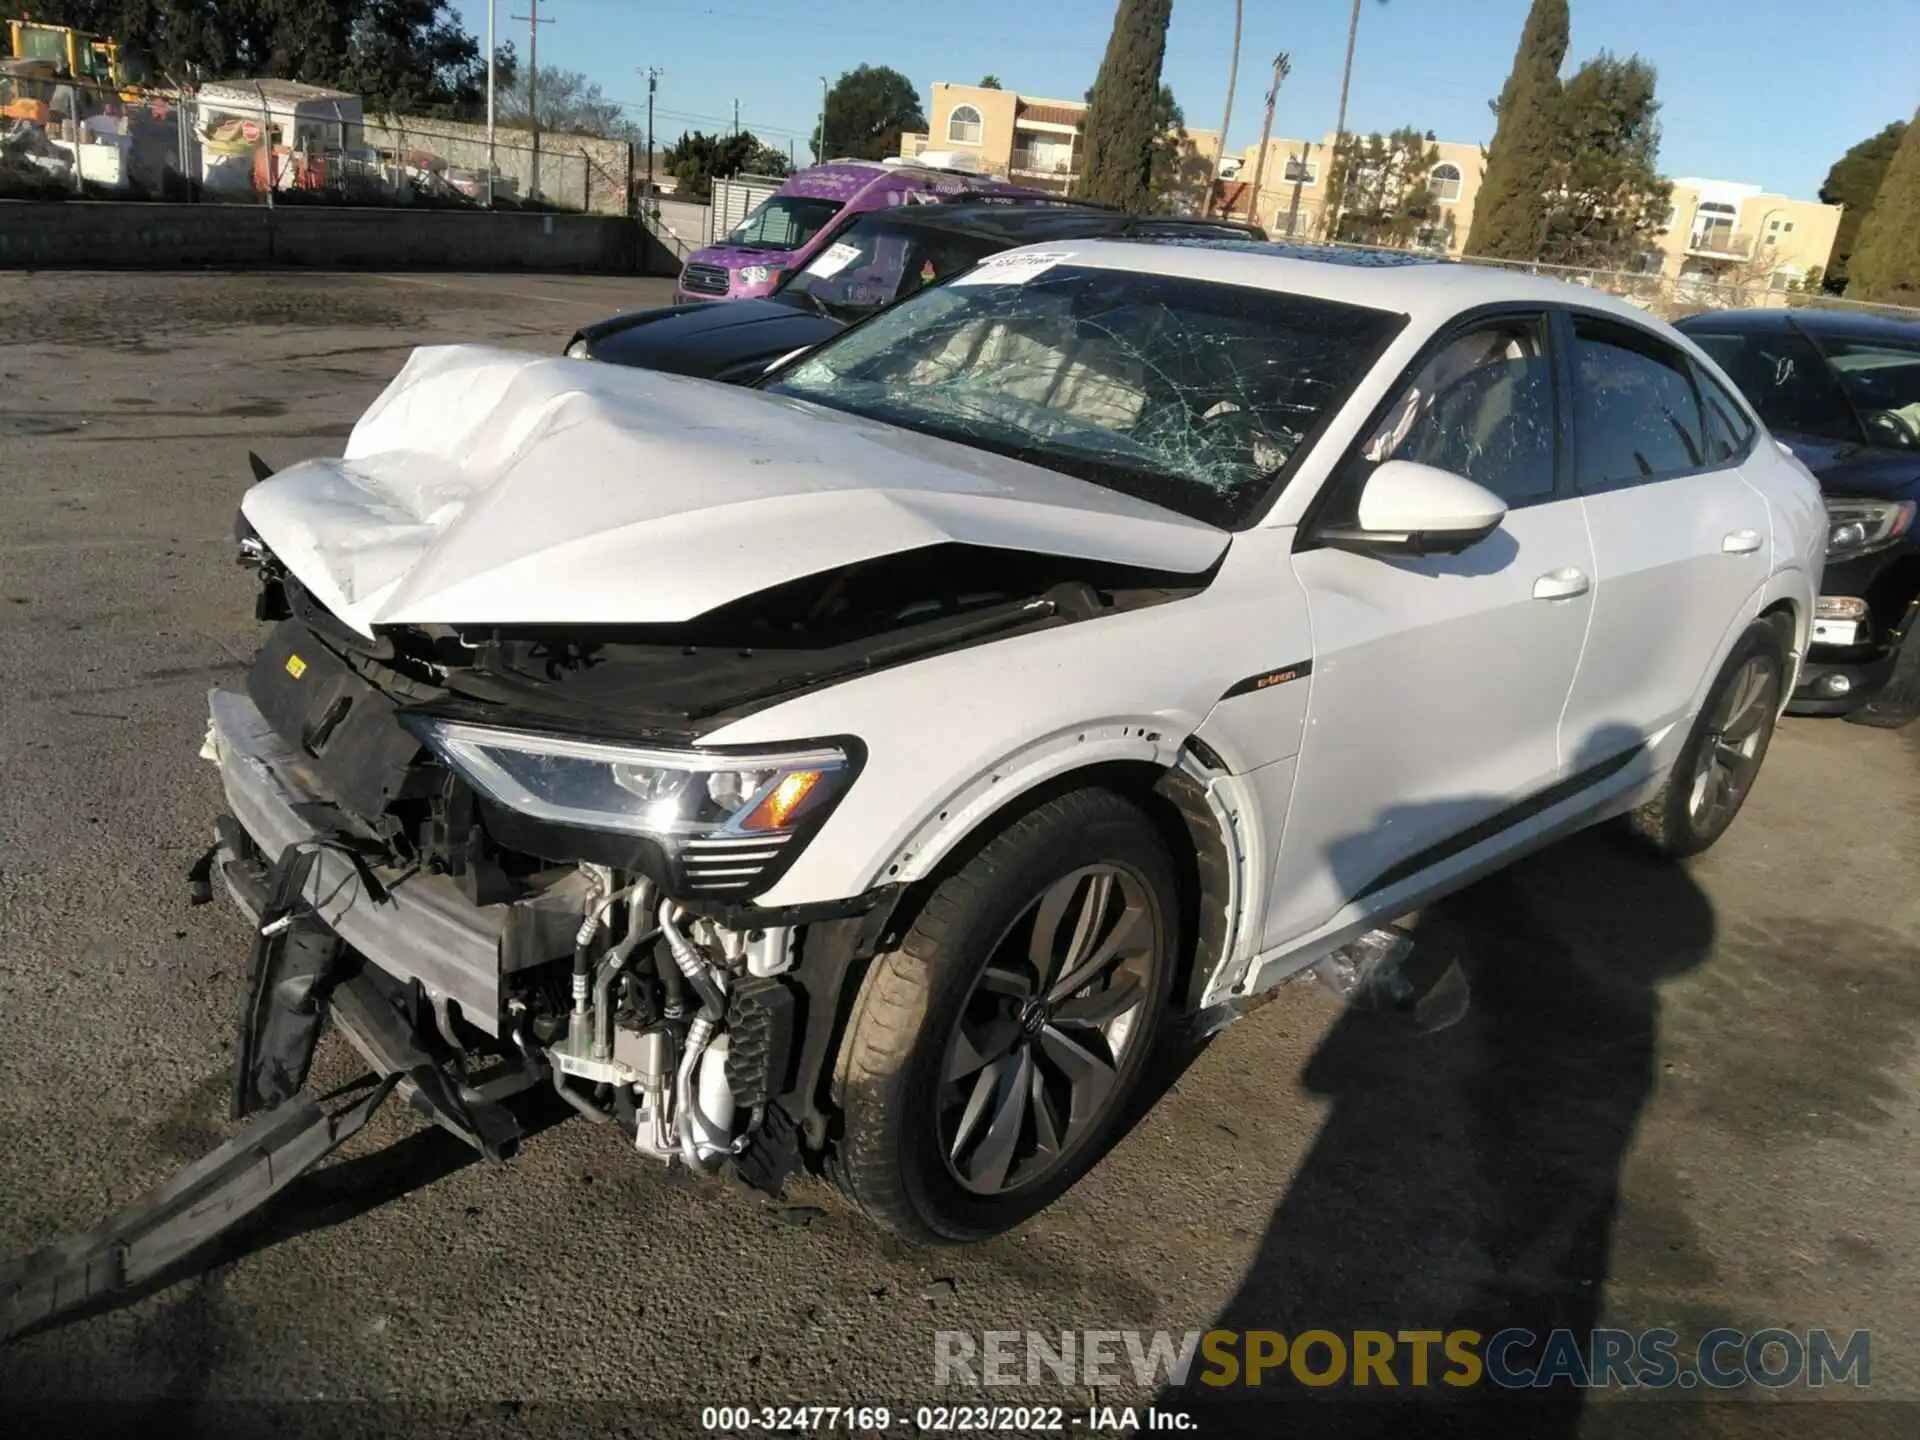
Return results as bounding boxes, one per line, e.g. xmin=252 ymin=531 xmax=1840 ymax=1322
xmin=1327 ymin=0 xmax=1387 ymax=236
xmin=1211 ymin=0 xmax=1243 ymax=215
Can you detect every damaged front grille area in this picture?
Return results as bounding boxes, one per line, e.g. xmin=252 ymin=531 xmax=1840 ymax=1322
xmin=235 ymin=539 xmax=1209 ymax=909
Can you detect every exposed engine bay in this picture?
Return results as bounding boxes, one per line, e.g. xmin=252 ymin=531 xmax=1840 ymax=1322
xmin=210 ymin=519 xmax=1207 ymax=1187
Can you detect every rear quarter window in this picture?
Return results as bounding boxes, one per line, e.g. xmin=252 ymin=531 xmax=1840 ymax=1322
xmin=1570 ymin=316 xmax=1708 ymax=488
xmin=1691 ymin=361 xmax=1757 ymax=463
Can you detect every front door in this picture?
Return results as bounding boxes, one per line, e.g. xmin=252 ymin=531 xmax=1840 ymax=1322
xmin=1265 ymin=312 xmax=1596 ymax=947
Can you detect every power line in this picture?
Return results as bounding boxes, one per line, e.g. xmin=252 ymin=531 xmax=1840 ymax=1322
xmin=613 ymin=99 xmax=812 ymax=140
xmin=645 ymin=1 xmax=1107 ymax=51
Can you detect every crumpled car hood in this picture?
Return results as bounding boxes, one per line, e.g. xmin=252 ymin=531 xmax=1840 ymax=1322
xmin=240 ymin=345 xmax=1228 ymax=637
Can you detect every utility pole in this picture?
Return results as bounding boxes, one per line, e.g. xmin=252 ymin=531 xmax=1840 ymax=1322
xmin=485 ymin=0 xmax=496 ymax=207
xmin=637 ymin=65 xmax=660 ymax=210
xmin=1242 ymin=53 xmax=1290 ymax=231
xmin=732 ymin=98 xmax=739 ymax=138
xmin=1210 ymin=0 xmax=1242 ymax=217
xmin=817 ymin=75 xmax=829 ymax=162
xmin=510 ymin=0 xmax=554 ymax=202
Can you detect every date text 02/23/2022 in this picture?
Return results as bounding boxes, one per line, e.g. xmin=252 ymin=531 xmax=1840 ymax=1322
xmin=698 ymin=1405 xmax=1194 ymax=1432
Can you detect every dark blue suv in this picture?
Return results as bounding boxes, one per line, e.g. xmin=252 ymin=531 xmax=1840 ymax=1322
xmin=1677 ymin=308 xmax=1920 ymax=727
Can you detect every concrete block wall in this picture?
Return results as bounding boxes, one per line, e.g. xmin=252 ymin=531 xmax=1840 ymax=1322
xmin=0 ymin=201 xmax=675 ymax=273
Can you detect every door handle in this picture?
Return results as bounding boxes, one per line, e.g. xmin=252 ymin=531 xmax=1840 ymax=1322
xmin=1533 ymin=567 xmax=1591 ymax=601
xmin=1723 ymin=528 xmax=1763 ymax=554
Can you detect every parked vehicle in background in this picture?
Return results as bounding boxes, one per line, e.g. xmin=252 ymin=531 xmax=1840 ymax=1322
xmin=209 ymin=244 xmax=1820 ymax=1243
xmin=571 ymin=202 xmax=1265 ymax=381
xmin=1677 ymin=309 xmax=1920 ymax=727
xmin=674 ymin=159 xmax=1059 ymax=304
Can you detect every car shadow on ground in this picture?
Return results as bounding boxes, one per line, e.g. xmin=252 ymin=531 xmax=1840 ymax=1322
xmin=1161 ymin=759 xmax=1721 ymax=1436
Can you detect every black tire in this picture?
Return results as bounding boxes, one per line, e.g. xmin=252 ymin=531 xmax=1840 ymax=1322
xmin=832 ymin=787 xmax=1179 ymax=1243
xmin=1846 ymin=606 xmax=1920 ymax=729
xmin=1626 ymin=617 xmax=1788 ymax=858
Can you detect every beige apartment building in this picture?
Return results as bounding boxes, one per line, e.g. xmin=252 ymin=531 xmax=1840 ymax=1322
xmin=1224 ymin=132 xmax=1487 ymax=250
xmin=1650 ymin=178 xmax=1843 ymax=290
xmin=897 ymin=81 xmax=1220 ymax=204
xmin=903 ymin=80 xmax=1841 ymax=291
xmin=1227 ymin=137 xmax=1840 ymax=290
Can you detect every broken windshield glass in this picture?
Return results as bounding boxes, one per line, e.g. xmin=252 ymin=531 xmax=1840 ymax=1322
xmin=764 ymin=262 xmax=1402 ymax=527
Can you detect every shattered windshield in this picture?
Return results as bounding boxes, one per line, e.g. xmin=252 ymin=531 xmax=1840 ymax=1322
xmin=763 ymin=260 xmax=1402 ymax=526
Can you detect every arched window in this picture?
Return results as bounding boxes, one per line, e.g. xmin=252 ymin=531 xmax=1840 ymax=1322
xmin=948 ymin=105 xmax=984 ymax=145
xmin=1429 ymin=162 xmax=1462 ymax=203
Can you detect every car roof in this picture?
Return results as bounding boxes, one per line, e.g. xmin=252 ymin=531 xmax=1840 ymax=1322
xmin=840 ymin=201 xmax=1261 ymax=244
xmin=1676 ymin=306 xmax=1920 ymax=344
xmin=984 ymin=237 xmax=1678 ymax=329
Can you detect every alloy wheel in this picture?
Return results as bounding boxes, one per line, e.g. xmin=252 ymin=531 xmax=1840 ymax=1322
xmin=937 ymin=864 xmax=1164 ymax=1196
xmin=1688 ymin=653 xmax=1780 ymax=836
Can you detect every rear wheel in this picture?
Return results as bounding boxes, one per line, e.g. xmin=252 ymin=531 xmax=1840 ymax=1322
xmin=832 ymin=788 xmax=1178 ymax=1242
xmin=1626 ymin=619 xmax=1787 ymax=857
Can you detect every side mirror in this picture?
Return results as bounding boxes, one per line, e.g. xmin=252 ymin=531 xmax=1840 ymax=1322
xmin=1321 ymin=459 xmax=1507 ymax=556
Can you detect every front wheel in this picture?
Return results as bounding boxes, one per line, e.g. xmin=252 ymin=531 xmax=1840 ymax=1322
xmin=1626 ymin=618 xmax=1787 ymax=857
xmin=832 ymin=788 xmax=1179 ymax=1242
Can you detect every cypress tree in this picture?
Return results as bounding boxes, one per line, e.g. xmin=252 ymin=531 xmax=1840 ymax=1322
xmin=1819 ymin=120 xmax=1907 ymax=292
xmin=1078 ymin=0 xmax=1173 ymax=213
xmin=1848 ymin=107 xmax=1920 ymax=306
xmin=1464 ymin=0 xmax=1569 ymax=260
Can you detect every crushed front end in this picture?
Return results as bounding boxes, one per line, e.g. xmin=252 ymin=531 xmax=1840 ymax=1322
xmin=203 ymin=508 xmax=1186 ymax=1189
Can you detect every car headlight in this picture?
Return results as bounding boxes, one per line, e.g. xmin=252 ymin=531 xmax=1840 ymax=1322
xmin=407 ymin=718 xmax=854 ymax=845
xmin=1825 ymin=498 xmax=1916 ymax=559
xmin=739 ymin=265 xmax=783 ymax=287
xmin=564 ymin=338 xmax=592 ymax=359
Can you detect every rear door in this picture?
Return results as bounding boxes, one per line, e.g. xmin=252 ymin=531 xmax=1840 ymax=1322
xmin=1557 ymin=312 xmax=1773 ymax=758
xmin=1265 ymin=311 xmax=1596 ymax=945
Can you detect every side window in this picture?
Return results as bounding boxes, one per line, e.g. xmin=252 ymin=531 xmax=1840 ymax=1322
xmin=1358 ymin=316 xmax=1557 ymax=506
xmin=1686 ymin=327 xmax=1860 ymax=445
xmin=1569 ymin=317 xmax=1706 ymax=489
xmin=1694 ymin=362 xmax=1756 ymax=464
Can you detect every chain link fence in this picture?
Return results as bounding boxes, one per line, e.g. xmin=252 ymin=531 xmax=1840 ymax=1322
xmin=1295 ymin=238 xmax=1920 ymax=323
xmin=2 ymin=74 xmax=628 ymax=213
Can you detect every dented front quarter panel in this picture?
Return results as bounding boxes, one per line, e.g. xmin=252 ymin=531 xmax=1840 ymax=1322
xmin=705 ymin=533 xmax=1313 ymax=946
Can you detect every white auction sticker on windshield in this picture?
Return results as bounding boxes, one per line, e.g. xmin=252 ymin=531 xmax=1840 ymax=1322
xmin=952 ymin=251 xmax=1076 ymax=285
xmin=807 ymin=241 xmax=862 ymax=278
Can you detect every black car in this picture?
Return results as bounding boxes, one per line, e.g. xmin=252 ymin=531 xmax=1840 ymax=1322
xmin=563 ymin=202 xmax=1266 ymax=383
xmin=1676 ymin=308 xmax=1920 ymax=727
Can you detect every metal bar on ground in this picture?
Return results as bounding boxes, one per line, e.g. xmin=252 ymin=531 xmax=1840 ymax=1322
xmin=0 ymin=1077 xmax=398 ymax=1344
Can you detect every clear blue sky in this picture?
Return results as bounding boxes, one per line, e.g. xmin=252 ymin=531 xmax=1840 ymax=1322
xmin=447 ymin=0 xmax=1917 ymax=198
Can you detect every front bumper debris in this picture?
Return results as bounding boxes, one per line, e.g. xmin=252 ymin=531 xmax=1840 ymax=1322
xmin=0 ymin=962 xmax=539 ymax=1344
xmin=206 ymin=688 xmax=588 ymax=1037
xmin=0 ymin=1075 xmax=399 ymax=1344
